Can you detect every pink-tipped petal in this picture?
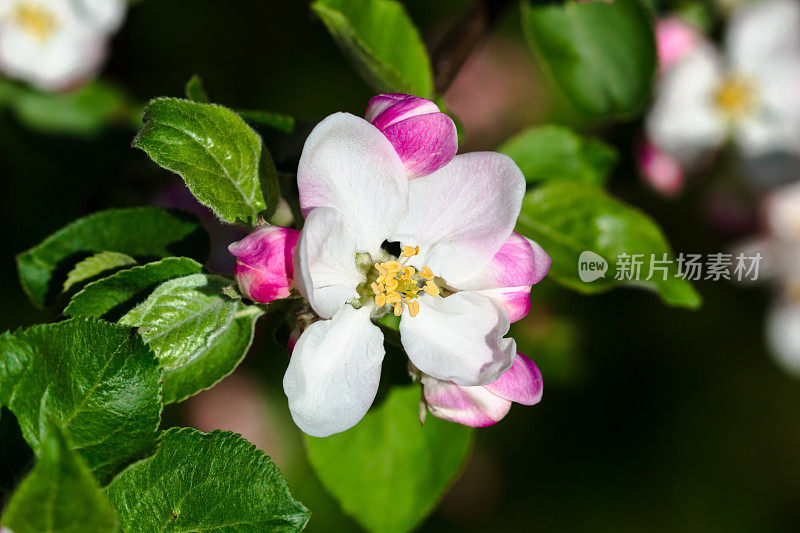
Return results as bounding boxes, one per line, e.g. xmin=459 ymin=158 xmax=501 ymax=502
xmin=656 ymin=17 xmax=701 ymax=72
xmin=485 ymin=352 xmax=543 ymax=406
xmin=392 ymin=152 xmax=526 ymax=287
xmin=382 ymin=112 xmax=458 ymax=178
xmin=366 ymin=93 xmax=458 ymax=178
xmin=638 ymin=139 xmax=685 ymax=197
xmin=479 ymin=286 xmax=532 ymax=323
xmin=364 ymin=93 xmax=406 ymax=123
xmin=297 ymin=112 xmax=408 ymax=254
xmin=421 ymin=375 xmax=512 ymax=427
xmin=456 ymin=232 xmax=550 ymax=292
xmin=367 ymin=94 xmax=441 ymax=130
xmin=228 ymin=225 xmax=299 ymax=304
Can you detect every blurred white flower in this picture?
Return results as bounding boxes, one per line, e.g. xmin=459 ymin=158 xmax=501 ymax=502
xmin=737 ymin=182 xmax=800 ymax=376
xmin=647 ymin=0 xmax=800 ymax=168
xmin=0 ymin=0 xmax=126 ymax=91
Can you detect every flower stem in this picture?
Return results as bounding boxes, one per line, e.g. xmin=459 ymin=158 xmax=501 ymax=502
xmin=431 ymin=0 xmax=516 ymax=95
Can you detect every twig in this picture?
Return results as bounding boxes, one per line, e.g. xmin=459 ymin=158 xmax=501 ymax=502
xmin=431 ymin=0 xmax=516 ymax=95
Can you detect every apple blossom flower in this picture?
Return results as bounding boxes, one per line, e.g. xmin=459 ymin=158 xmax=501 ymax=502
xmin=365 ymin=93 xmax=458 ymax=178
xmin=419 ymin=352 xmax=543 ymax=427
xmin=0 ymin=0 xmax=126 ymax=91
xmin=646 ymin=0 xmax=800 ymax=169
xmin=228 ymin=224 xmax=300 ymax=304
xmin=283 ymin=109 xmax=549 ymax=437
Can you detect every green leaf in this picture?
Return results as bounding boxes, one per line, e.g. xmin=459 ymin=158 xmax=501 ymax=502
xmin=237 ymin=110 xmax=296 ymax=133
xmin=16 ymin=207 xmax=209 ymax=308
xmin=184 ymin=74 xmax=209 ymax=103
xmin=62 ymin=252 xmax=137 ymax=293
xmin=515 ymin=182 xmax=702 ymax=308
xmin=499 ymin=125 xmax=617 ymax=186
xmin=520 ymin=0 xmax=656 ymax=117
xmin=163 ymin=304 xmax=263 ymax=404
xmin=64 ymin=257 xmax=204 ymax=320
xmin=0 ymin=80 xmax=134 ymax=135
xmin=0 ymin=317 xmax=162 ymax=482
xmin=119 ymin=273 xmax=257 ymax=403
xmin=312 ymin=0 xmax=433 ymax=96
xmin=305 ymin=386 xmax=474 ymax=533
xmin=1 ymin=421 xmax=117 ymax=533
xmin=134 ymin=97 xmax=276 ymax=225
xmin=106 ymin=428 xmax=309 ymax=532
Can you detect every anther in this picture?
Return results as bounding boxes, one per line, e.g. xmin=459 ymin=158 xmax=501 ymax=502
xmin=423 ymin=280 xmax=440 ymax=297
xmin=393 ymin=302 xmax=402 ymax=316
xmin=419 ymin=267 xmax=434 ymax=281
xmin=401 ymin=245 xmax=419 ymax=258
xmin=375 ymin=293 xmax=386 ymax=307
xmin=382 ymin=260 xmax=401 ymax=273
xmin=402 ymin=266 xmax=415 ymax=278
xmin=385 ymin=292 xmax=401 ymax=304
xmin=370 ymin=282 xmax=381 ymax=295
xmin=385 ymin=278 xmax=399 ymax=292
xmin=407 ymin=300 xmax=420 ymax=317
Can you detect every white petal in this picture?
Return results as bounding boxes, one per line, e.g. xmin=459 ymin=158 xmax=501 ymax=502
xmin=646 ymin=45 xmax=727 ymax=165
xmin=726 ymin=0 xmax=800 ymax=74
xmin=295 ymin=207 xmax=364 ymax=319
xmin=735 ymin=61 xmax=800 ymax=157
xmin=767 ymin=182 xmax=800 ymax=243
xmin=297 ymin=112 xmax=408 ymax=254
xmin=74 ymin=0 xmax=127 ymax=32
xmin=390 ymin=152 xmax=525 ymax=286
xmin=283 ymin=306 xmax=385 ymax=437
xmin=400 ymin=291 xmax=516 ymax=386
xmin=767 ymin=301 xmax=800 ymax=378
xmin=421 ymin=375 xmax=511 ymax=427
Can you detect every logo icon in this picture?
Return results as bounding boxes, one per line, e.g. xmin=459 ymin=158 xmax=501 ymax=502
xmin=578 ymin=251 xmax=608 ymax=282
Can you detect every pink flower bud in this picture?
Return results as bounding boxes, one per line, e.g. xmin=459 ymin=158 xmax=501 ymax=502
xmin=420 ymin=352 xmax=542 ymax=427
xmin=656 ymin=17 xmax=701 ymax=72
xmin=228 ymin=225 xmax=299 ymax=304
xmin=638 ymin=139 xmax=685 ymax=197
xmin=365 ymin=93 xmax=458 ymax=178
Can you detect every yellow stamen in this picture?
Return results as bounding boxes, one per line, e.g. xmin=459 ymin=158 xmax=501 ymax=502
xmin=715 ymin=77 xmax=755 ymax=117
xmin=384 ymin=277 xmax=399 ymax=292
xmin=385 ymin=291 xmax=402 ymax=305
xmin=401 ymin=245 xmax=420 ymax=258
xmin=423 ymin=280 xmax=440 ymax=297
xmin=13 ymin=3 xmax=57 ymax=43
xmin=367 ymin=245 xmax=444 ymax=317
xmin=382 ymin=260 xmax=401 ymax=273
